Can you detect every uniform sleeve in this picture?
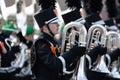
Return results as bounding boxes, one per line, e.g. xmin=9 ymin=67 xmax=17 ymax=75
xmin=86 ymin=51 xmax=98 ymax=65
xmin=85 ymin=54 xmax=92 ymax=69
xmin=105 ymin=48 xmax=120 ymax=64
xmin=35 ymin=40 xmax=63 ymax=72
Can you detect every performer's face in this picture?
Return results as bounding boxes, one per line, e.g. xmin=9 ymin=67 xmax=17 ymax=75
xmin=48 ymin=22 xmax=60 ymax=35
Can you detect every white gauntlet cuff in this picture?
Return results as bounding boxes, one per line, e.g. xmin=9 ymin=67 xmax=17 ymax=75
xmin=58 ymin=56 xmax=74 ymax=74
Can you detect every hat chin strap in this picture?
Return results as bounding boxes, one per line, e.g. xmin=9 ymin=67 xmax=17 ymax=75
xmin=46 ymin=24 xmax=54 ymax=36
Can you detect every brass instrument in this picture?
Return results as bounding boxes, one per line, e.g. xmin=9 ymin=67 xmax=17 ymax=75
xmin=0 ymin=37 xmax=27 ymax=74
xmin=75 ymin=24 xmax=87 ymax=80
xmin=106 ymin=31 xmax=120 ymax=53
xmin=86 ymin=24 xmax=110 ymax=74
xmin=106 ymin=31 xmax=120 ymax=79
xmin=61 ymin=22 xmax=86 ymax=53
xmin=61 ymin=21 xmax=88 ymax=80
xmin=15 ymin=44 xmax=33 ymax=77
xmin=86 ymin=24 xmax=107 ymax=51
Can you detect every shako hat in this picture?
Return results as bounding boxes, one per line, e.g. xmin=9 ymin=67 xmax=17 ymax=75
xmin=34 ymin=7 xmax=59 ymax=28
xmin=62 ymin=9 xmax=85 ymax=24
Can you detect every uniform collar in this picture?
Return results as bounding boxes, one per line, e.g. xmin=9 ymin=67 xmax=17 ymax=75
xmin=41 ymin=32 xmax=58 ymax=45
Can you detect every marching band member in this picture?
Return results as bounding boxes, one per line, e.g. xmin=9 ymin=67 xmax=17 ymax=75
xmin=0 ymin=20 xmax=21 ymax=80
xmin=0 ymin=17 xmax=34 ymax=80
xmin=1 ymin=20 xmax=21 ymax=65
xmin=32 ymin=0 xmax=86 ymax=80
xmin=61 ymin=9 xmax=86 ymax=80
xmin=32 ymin=6 xmax=86 ymax=80
xmin=12 ymin=25 xmax=35 ymax=80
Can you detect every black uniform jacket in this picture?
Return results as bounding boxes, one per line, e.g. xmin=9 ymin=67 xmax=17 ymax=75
xmin=32 ymin=33 xmax=64 ymax=80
